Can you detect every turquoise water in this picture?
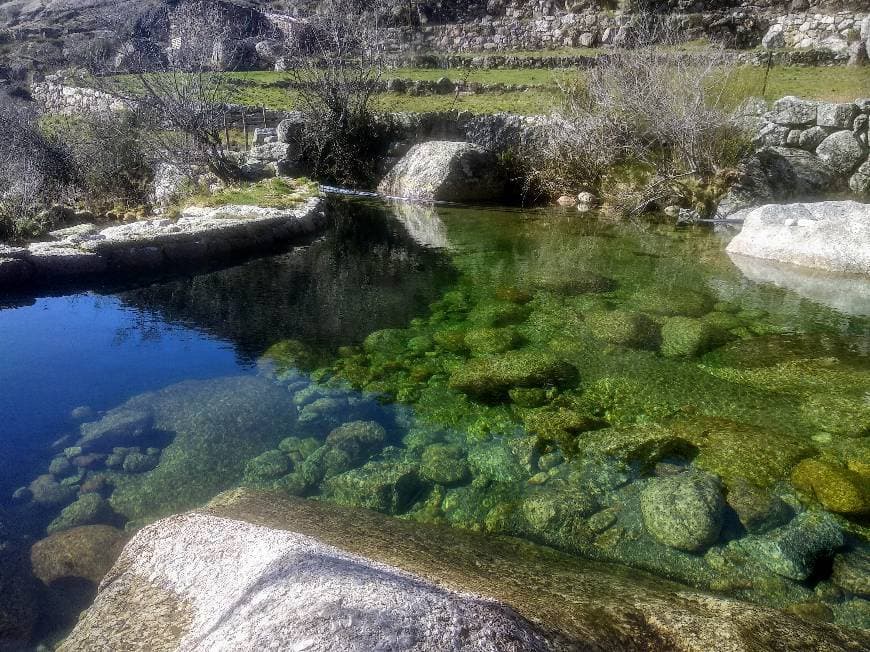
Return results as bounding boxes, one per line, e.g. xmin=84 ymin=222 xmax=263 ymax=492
xmin=1 ymin=197 xmax=868 ymax=645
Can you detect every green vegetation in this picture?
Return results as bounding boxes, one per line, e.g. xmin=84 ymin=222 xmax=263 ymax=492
xmin=185 ymin=177 xmax=319 ymax=209
xmin=222 ymin=65 xmax=870 ymax=116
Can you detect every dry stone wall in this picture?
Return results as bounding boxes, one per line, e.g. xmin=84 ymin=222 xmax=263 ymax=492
xmin=756 ymin=96 xmax=870 ymax=194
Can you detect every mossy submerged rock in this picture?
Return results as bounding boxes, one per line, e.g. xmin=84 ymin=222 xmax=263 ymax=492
xmin=742 ymin=510 xmax=844 ymax=581
xmin=28 ymin=474 xmax=77 ymax=507
xmin=121 ymin=451 xmax=160 ymax=474
xmin=432 ymin=328 xmax=468 ymax=353
xmin=725 ymin=480 xmax=793 ymax=535
xmin=831 ymin=550 xmax=870 ymax=598
xmin=640 ymin=472 xmax=724 ymax=553
xmin=277 ymin=437 xmax=320 ymax=465
xmin=59 ymin=490 xmax=870 ymax=652
xmin=524 ymin=408 xmax=607 ymax=457
xmin=464 ymin=327 xmax=522 ymax=357
xmin=660 ymin=317 xmax=726 ymax=358
xmin=530 ymin=271 xmax=617 ymax=295
xmin=108 ymin=376 xmax=298 ymax=524
xmin=669 ymin=418 xmax=814 ymax=489
xmin=258 ymin=339 xmax=319 ymax=375
xmin=363 ymin=328 xmax=408 ymax=355
xmin=630 ymin=287 xmax=713 ymax=318
xmin=323 ymin=461 xmax=423 ymax=514
xmin=420 ymin=444 xmax=470 ymax=485
xmin=325 ymin=421 xmax=387 ymax=458
xmin=449 ymin=350 xmax=578 ymax=401
xmin=30 ymin=525 xmax=127 ymax=587
xmin=468 ymin=442 xmax=528 ymax=483
xmin=791 ymin=459 xmax=870 ymax=516
xmin=578 ymin=424 xmax=697 ymax=471
xmin=244 ymin=450 xmax=291 ymax=485
xmin=47 ymin=494 xmax=119 ymax=535
xmin=468 ymin=301 xmax=530 ymax=327
xmin=585 ymin=310 xmax=660 ymax=349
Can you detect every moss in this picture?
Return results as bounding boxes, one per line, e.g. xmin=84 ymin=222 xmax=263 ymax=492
xmin=464 ymin=327 xmax=523 ymax=357
xmin=585 ymin=310 xmax=660 ymax=349
xmin=243 ymin=450 xmax=291 ymax=486
xmin=660 ymin=317 xmax=726 ymax=358
xmin=449 ymin=350 xmax=578 ymax=401
xmin=524 ymin=408 xmax=607 ymax=457
xmin=791 ymin=459 xmax=870 ymax=516
xmin=468 ymin=301 xmax=530 ymax=327
xmin=494 ymin=286 xmax=533 ymax=304
xmin=799 ymin=395 xmax=870 ymax=440
xmin=277 ymin=437 xmax=320 ymax=466
xmin=420 ymin=444 xmax=470 ymax=485
xmin=432 ymin=328 xmax=469 ymax=354
xmin=363 ymin=329 xmax=408 ymax=356
xmin=323 ymin=461 xmax=425 ymax=514
xmin=577 ymin=424 xmax=697 ymax=471
xmin=669 ymin=418 xmax=814 ymax=489
xmin=259 ymin=339 xmax=319 ymax=375
xmin=530 ymin=272 xmax=617 ymax=295
xmin=630 ymin=287 xmax=713 ymax=318
xmin=508 ymin=387 xmax=550 ymax=408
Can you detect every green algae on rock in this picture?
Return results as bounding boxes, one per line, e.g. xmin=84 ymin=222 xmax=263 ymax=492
xmin=640 ymin=472 xmax=725 ymax=552
xmin=660 ymin=317 xmax=727 ymax=358
xmin=585 ymin=310 xmax=660 ymax=349
xmin=449 ymin=350 xmax=578 ymax=401
xmin=791 ymin=459 xmax=870 ymax=516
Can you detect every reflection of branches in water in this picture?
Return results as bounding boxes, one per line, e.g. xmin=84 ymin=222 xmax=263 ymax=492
xmin=112 ymin=312 xmax=165 ymax=347
xmin=116 ymin=199 xmax=456 ymax=362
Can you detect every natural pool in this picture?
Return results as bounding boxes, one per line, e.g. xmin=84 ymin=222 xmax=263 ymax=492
xmin=1 ymin=197 xmax=868 ymax=644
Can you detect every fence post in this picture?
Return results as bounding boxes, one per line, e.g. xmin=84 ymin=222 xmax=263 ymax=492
xmin=262 ymin=105 xmax=267 ymax=128
xmin=223 ymin=113 xmax=230 ymax=151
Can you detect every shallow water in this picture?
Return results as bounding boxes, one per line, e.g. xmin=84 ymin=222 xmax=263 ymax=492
xmin=1 ymin=197 xmax=869 ymax=642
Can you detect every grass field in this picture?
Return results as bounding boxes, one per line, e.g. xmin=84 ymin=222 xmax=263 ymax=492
xmin=226 ymin=64 xmax=870 ymax=115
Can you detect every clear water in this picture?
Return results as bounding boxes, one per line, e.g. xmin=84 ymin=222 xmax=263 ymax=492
xmin=1 ymin=197 xmax=869 ymax=643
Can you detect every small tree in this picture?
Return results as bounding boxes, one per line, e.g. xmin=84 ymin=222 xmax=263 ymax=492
xmin=281 ymin=0 xmax=393 ymax=186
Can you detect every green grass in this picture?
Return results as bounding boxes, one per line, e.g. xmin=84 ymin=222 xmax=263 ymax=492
xmin=225 ymin=64 xmax=870 ymax=116
xmin=186 ymin=177 xmax=319 ymax=209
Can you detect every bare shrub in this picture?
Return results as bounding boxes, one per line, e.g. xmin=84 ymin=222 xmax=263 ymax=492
xmin=535 ymin=17 xmax=753 ymax=216
xmin=87 ymin=0 xmax=248 ymax=183
xmin=0 ymin=95 xmax=77 ymax=240
xmin=281 ymin=0 xmax=394 ymax=186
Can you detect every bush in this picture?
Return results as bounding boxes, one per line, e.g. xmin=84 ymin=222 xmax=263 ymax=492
xmin=530 ymin=17 xmax=754 ymax=216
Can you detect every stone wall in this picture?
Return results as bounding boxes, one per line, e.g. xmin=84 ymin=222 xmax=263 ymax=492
xmin=755 ymin=96 xmax=870 ymax=194
xmin=30 ymin=80 xmax=126 ymax=115
xmin=763 ymin=11 xmax=869 ymax=52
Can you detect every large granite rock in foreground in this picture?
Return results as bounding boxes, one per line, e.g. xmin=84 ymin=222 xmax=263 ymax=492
xmin=60 ymin=490 xmax=870 ymax=651
xmin=378 ymin=141 xmax=505 ymax=203
xmin=727 ymin=201 xmax=870 ymax=275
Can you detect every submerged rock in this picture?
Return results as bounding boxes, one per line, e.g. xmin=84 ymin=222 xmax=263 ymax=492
xmin=243 ymin=450 xmax=292 ymax=486
xmin=323 ymin=461 xmax=424 ymax=514
xmin=791 ymin=459 xmax=870 ymax=516
xmin=420 ymin=443 xmax=469 ymax=485
xmin=640 ymin=473 xmax=724 ymax=553
xmin=832 ymin=550 xmax=870 ymax=598
xmin=77 ymin=408 xmax=154 ymax=454
xmin=30 ymin=525 xmax=127 ymax=642
xmin=743 ymin=510 xmax=844 ymax=580
xmin=585 ymin=310 xmax=659 ymax=349
xmin=58 ymin=490 xmax=870 ymax=651
xmin=449 ymin=350 xmax=577 ymax=401
xmin=660 ymin=317 xmax=726 ymax=358
xmin=47 ymin=493 xmax=119 ymax=534
xmin=378 ymin=141 xmax=505 ymax=203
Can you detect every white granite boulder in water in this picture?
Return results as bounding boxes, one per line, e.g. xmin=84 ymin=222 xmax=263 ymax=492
xmin=726 ymin=201 xmax=870 ymax=275
xmin=378 ymin=141 xmax=505 ymax=203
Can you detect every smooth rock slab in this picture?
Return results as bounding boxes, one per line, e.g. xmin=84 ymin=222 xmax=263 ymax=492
xmin=726 ymin=201 xmax=870 ymax=274
xmin=59 ymin=490 xmax=870 ymax=651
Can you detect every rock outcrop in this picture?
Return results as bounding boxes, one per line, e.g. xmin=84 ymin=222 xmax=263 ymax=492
xmin=0 ymin=197 xmax=324 ymax=291
xmin=59 ymin=490 xmax=870 ymax=652
xmin=726 ymin=201 xmax=870 ymax=274
xmin=378 ymin=141 xmax=505 ymax=203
